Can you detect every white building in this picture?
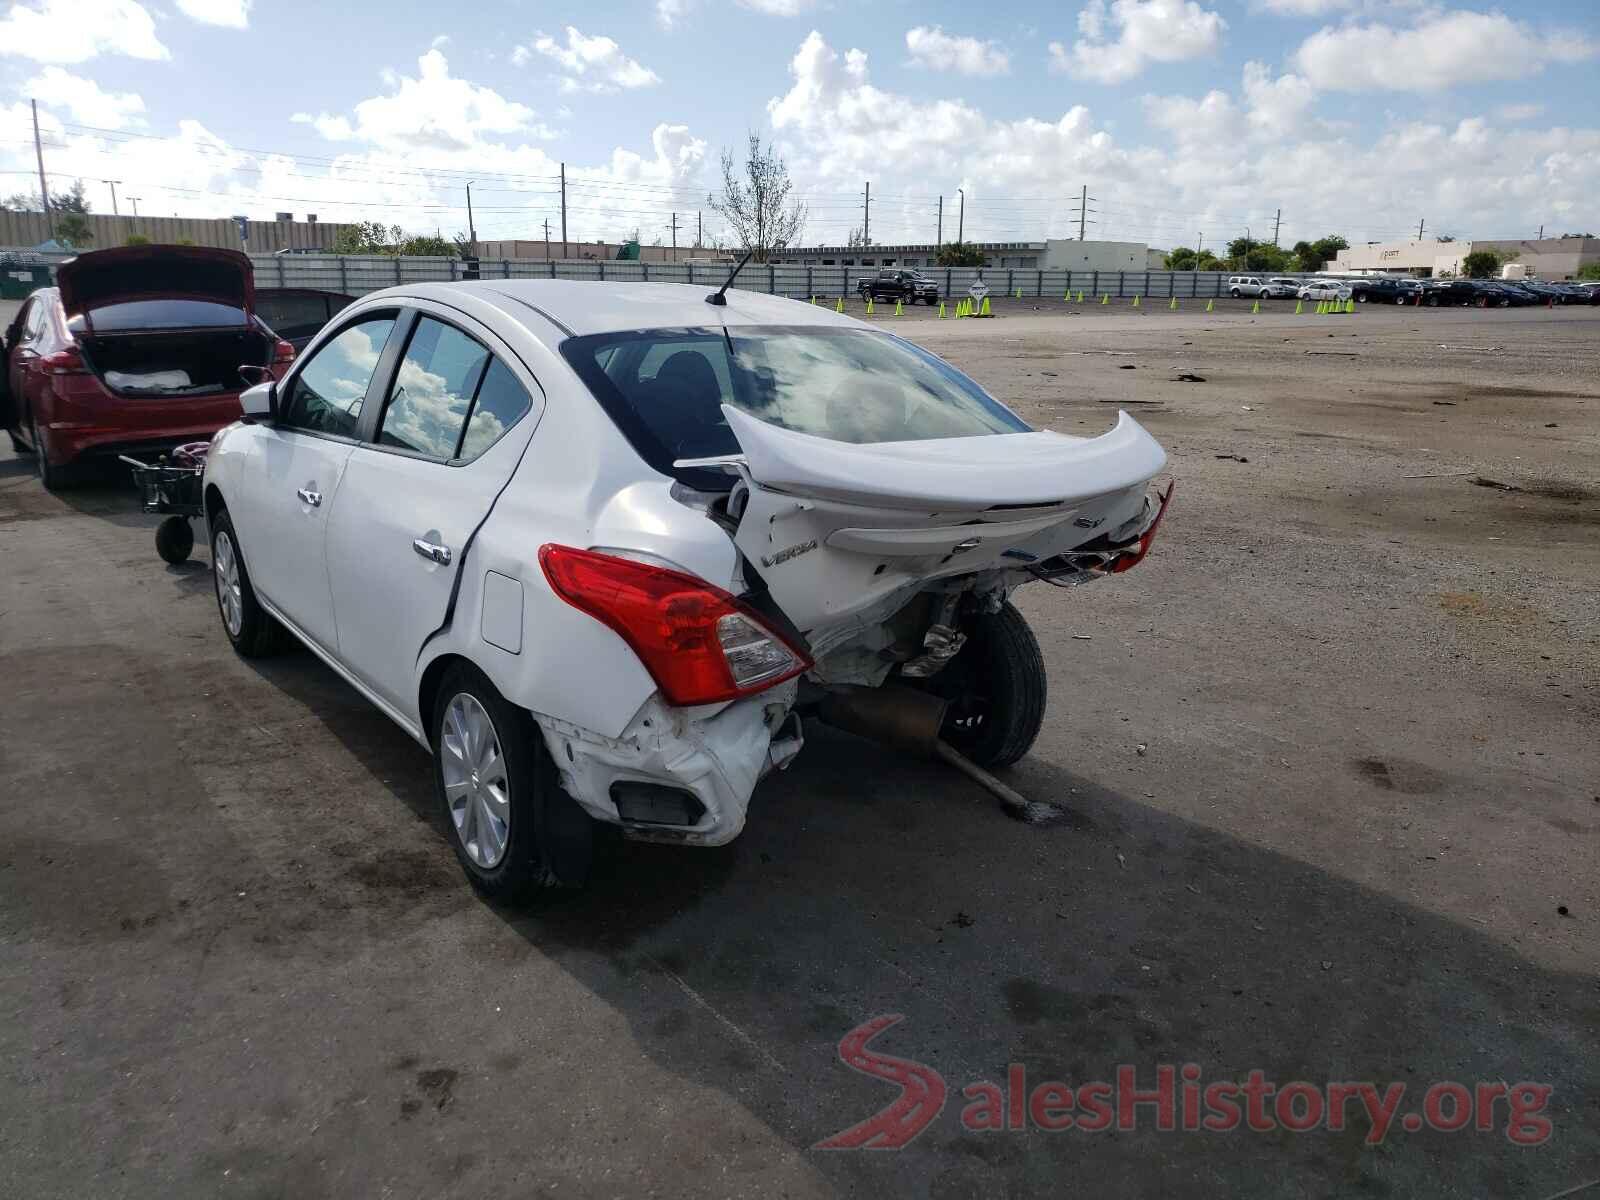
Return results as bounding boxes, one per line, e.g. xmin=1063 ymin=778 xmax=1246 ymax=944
xmin=1333 ymin=236 xmax=1599 ymax=279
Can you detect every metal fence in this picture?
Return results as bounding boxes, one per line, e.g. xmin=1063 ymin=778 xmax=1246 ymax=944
xmin=6 ymin=248 xmax=1334 ymax=303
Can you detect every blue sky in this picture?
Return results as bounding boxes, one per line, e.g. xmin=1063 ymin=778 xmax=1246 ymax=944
xmin=3 ymin=0 xmax=1598 ymax=250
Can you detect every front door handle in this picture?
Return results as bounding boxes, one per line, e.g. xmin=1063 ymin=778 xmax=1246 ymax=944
xmin=413 ymin=538 xmax=451 ymax=566
xmin=296 ymin=488 xmax=322 ymax=507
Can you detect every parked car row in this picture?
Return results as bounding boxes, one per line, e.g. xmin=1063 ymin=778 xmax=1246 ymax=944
xmin=1226 ymin=273 xmax=1600 ymax=306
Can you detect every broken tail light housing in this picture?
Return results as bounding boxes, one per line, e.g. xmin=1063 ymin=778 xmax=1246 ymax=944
xmin=539 ymin=545 xmax=813 ymax=707
xmin=1107 ymin=481 xmax=1174 ymax=573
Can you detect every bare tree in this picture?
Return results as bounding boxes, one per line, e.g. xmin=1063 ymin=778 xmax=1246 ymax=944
xmin=846 ymin=225 xmax=870 ymax=248
xmin=706 ymin=134 xmax=806 ymax=263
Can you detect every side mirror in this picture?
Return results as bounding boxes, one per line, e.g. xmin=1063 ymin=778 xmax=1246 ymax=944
xmin=239 ymin=378 xmax=277 ymax=422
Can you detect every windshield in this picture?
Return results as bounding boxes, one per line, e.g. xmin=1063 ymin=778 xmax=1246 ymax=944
xmin=563 ymin=325 xmax=1030 ymax=489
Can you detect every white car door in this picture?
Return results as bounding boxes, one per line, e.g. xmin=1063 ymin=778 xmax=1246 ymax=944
xmin=236 ymin=312 xmax=400 ymax=653
xmin=324 ymin=308 xmax=542 ymax=714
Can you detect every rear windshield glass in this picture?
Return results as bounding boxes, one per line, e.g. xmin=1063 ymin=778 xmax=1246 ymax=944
xmin=69 ymin=299 xmax=249 ymax=333
xmin=563 ymin=325 xmax=1030 ymax=489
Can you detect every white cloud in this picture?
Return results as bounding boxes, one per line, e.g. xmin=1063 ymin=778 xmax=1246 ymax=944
xmin=759 ymin=29 xmax=1600 ymax=252
xmin=0 ymin=0 xmax=168 ymax=63
xmin=738 ymin=0 xmax=815 ymax=14
xmin=524 ymin=26 xmax=660 ymax=93
xmin=20 ymin=67 xmax=145 ymax=129
xmin=1294 ymin=10 xmax=1598 ymax=92
xmin=905 ymin=26 xmax=1010 ymax=76
xmin=655 ymin=0 xmax=690 ymax=29
xmin=1496 ymin=102 xmax=1544 ymax=123
xmin=293 ymin=50 xmax=545 ymax=153
xmin=1254 ymin=0 xmax=1348 ymax=13
xmin=1050 ymin=0 xmax=1226 ymax=84
xmin=173 ymin=0 xmax=250 ymax=29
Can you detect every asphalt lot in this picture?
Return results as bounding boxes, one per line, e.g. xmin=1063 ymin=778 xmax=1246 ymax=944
xmin=2 ymin=296 xmax=1597 ymax=1197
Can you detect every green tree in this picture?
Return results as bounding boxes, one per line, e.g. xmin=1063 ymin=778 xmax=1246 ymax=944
xmin=55 ymin=212 xmax=93 ymax=248
xmin=125 ymin=233 xmax=151 ymax=246
xmin=1291 ymin=235 xmax=1348 ymax=272
xmin=330 ymin=220 xmax=404 ymax=254
xmin=936 ymin=241 xmax=986 ymax=267
xmin=706 ymin=133 xmax=807 ymax=263
xmin=1577 ymin=263 xmax=1600 ymax=280
xmin=1460 ymin=250 xmax=1503 ymax=278
xmin=397 ymin=234 xmax=455 ymax=256
xmin=1164 ymin=246 xmax=1197 ymax=270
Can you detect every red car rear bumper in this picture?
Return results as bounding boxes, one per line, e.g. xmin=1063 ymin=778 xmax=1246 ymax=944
xmin=40 ymin=391 xmax=249 ymax=466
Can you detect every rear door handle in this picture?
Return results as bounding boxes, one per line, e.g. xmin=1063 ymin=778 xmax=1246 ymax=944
xmin=296 ymin=488 xmax=322 ymax=507
xmin=413 ymin=538 xmax=451 ymax=565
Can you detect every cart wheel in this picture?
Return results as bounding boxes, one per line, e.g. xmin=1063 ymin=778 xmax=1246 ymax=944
xmin=156 ymin=516 xmax=195 ymax=564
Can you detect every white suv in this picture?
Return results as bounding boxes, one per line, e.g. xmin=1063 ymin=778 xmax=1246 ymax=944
xmin=202 ymin=281 xmax=1171 ymax=896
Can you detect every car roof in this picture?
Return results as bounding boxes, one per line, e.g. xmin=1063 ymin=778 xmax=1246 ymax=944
xmin=373 ymin=279 xmax=861 ymax=340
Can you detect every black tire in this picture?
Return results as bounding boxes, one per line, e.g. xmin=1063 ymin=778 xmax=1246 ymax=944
xmin=1357 ymin=292 xmax=1368 ymax=303
xmin=431 ymin=662 xmax=593 ymax=899
xmin=920 ymin=602 xmax=1047 ymax=768
xmin=1229 ymin=289 xmax=1242 ymax=298
xmin=155 ymin=515 xmax=195 ymax=564
xmin=209 ymin=507 xmax=286 ymax=657
xmin=30 ymin=416 xmax=74 ymax=490
xmin=7 ymin=429 xmax=31 ymax=455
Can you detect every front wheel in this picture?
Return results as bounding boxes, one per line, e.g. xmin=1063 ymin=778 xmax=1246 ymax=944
xmin=209 ymin=508 xmax=286 ymax=657
xmin=30 ymin=417 xmax=74 ymax=491
xmin=919 ymin=602 xmax=1046 ymax=768
xmin=155 ymin=516 xmax=194 ymax=564
xmin=431 ymin=662 xmax=592 ymax=899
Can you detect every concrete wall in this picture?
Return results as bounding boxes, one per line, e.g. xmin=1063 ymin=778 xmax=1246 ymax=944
xmin=476 ymin=239 xmax=720 ymax=263
xmin=0 ymin=210 xmax=356 ymax=253
xmin=1042 ymin=239 xmax=1156 ymax=271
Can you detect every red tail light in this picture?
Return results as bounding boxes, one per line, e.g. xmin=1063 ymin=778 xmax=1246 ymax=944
xmin=41 ymin=347 xmax=86 ymax=375
xmin=271 ymin=339 xmax=296 ymax=366
xmin=1108 ymin=481 xmax=1174 ymax=574
xmin=539 ymin=545 xmax=812 ymax=706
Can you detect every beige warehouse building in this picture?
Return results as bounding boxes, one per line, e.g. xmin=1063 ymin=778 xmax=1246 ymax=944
xmin=1333 ymin=235 xmax=1599 ymax=279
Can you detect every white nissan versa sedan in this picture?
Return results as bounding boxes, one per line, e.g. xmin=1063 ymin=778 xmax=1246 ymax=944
xmin=203 ymin=278 xmax=1171 ymax=896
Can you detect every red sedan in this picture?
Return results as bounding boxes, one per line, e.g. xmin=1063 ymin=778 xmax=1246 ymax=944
xmin=1 ymin=244 xmax=294 ymax=489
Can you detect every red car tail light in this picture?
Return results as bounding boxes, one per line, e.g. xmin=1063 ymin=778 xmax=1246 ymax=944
xmin=539 ymin=545 xmax=812 ymax=706
xmin=271 ymin=338 xmax=296 ymax=366
xmin=1108 ymin=481 xmax=1175 ymax=574
xmin=41 ymin=347 xmax=87 ymax=375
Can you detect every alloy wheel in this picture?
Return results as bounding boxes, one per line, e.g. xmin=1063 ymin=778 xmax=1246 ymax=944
xmin=440 ymin=692 xmax=510 ymax=869
xmin=213 ymin=531 xmax=243 ymax=637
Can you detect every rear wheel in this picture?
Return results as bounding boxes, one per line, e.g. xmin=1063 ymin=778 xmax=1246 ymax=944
xmin=210 ymin=508 xmax=286 ymax=657
xmin=7 ymin=430 xmax=31 ymax=455
xmin=431 ymin=662 xmax=592 ymax=899
xmin=30 ymin=417 xmax=74 ymax=491
xmin=920 ymin=602 xmax=1047 ymax=768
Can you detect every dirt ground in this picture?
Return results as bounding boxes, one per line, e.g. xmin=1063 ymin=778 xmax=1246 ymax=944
xmin=1 ymin=297 xmax=1597 ymax=1198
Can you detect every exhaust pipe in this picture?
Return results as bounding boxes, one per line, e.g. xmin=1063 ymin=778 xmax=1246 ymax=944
xmin=817 ymin=686 xmax=1057 ymax=823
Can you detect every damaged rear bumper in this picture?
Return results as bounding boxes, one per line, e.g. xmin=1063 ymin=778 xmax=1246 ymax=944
xmin=534 ymin=681 xmax=802 ymax=846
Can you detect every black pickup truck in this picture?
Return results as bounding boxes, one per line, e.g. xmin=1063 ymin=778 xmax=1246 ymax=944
xmin=856 ymin=269 xmax=940 ymax=304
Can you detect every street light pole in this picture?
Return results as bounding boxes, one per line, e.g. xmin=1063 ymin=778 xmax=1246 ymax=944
xmin=465 ymin=181 xmax=477 ymax=257
xmin=102 ymin=179 xmax=121 ymax=217
xmin=957 ymin=188 xmax=964 ymax=245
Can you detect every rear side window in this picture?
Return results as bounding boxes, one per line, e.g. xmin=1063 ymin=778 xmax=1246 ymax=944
xmin=69 ymin=299 xmax=248 ymax=332
xmin=257 ymin=292 xmax=349 ymax=341
xmin=373 ymin=317 xmax=533 ymax=462
xmin=280 ymin=316 xmax=397 ymax=437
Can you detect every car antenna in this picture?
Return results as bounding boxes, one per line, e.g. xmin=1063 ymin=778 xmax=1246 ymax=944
xmin=706 ymin=249 xmax=754 ymax=306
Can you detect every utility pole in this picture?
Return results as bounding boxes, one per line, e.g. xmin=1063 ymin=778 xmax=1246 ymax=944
xmin=696 ymin=210 xmax=702 ymax=249
xmin=102 ymin=179 xmax=121 ymax=217
xmin=127 ymin=196 xmax=140 ymax=234
xmin=32 ymin=99 xmax=54 ymax=243
xmin=862 ymin=180 xmax=870 ymax=246
xmin=560 ymin=162 xmax=568 ymax=258
xmin=1071 ymin=184 xmax=1096 ymax=241
xmin=1417 ymin=217 xmax=1425 ymax=241
xmin=936 ymin=194 xmax=942 ymax=247
xmin=542 ymin=218 xmax=551 ymax=260
xmin=668 ymin=211 xmax=680 ymax=261
xmin=465 ymin=181 xmax=477 ymax=256
xmin=1271 ymin=208 xmax=1281 ymax=246
xmin=1536 ymin=223 xmax=1544 ymax=241
xmin=1197 ymin=233 xmax=1203 ymax=256
xmin=957 ymin=188 xmax=964 ymax=245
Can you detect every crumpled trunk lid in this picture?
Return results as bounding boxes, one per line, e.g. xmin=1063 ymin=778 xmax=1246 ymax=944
xmin=710 ymin=406 xmax=1167 ymax=643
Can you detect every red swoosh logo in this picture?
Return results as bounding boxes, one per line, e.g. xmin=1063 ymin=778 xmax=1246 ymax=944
xmin=814 ymin=1015 xmax=947 ymax=1150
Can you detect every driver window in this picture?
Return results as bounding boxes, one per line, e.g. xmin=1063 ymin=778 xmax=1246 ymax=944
xmin=279 ymin=316 xmax=397 ymax=437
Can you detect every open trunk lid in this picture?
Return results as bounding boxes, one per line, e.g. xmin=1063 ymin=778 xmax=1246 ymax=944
xmin=703 ymin=406 xmax=1167 ymax=643
xmin=57 ymin=245 xmax=255 ymax=320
